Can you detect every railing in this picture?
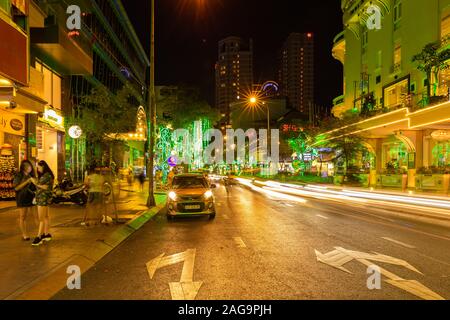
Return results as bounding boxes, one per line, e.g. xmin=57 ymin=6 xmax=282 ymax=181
xmin=333 ymin=95 xmax=345 ymax=106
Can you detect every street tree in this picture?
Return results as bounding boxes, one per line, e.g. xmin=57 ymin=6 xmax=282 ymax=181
xmin=315 ymin=115 xmax=367 ymax=180
xmin=157 ymin=86 xmax=220 ymax=129
xmin=67 ymin=84 xmax=138 ymax=167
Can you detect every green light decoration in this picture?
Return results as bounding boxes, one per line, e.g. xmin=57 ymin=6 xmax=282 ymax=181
xmin=432 ymin=142 xmax=450 ymax=167
xmin=156 ymin=118 xmax=214 ymax=178
xmin=156 ymin=125 xmax=174 ymax=183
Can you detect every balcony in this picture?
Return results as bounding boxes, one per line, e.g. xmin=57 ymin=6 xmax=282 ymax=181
xmin=332 ymin=31 xmax=345 ymax=64
xmin=331 ymin=95 xmax=347 ymax=118
xmin=31 ymin=24 xmax=93 ymax=75
xmin=30 ymin=0 xmax=93 ymax=75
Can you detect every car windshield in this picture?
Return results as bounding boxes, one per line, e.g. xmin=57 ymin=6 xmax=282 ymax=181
xmin=172 ymin=176 xmax=208 ymax=189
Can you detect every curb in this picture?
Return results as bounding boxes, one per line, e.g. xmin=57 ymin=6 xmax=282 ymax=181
xmin=5 ymin=202 xmax=166 ymax=301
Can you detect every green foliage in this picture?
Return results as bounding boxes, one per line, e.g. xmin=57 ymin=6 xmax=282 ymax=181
xmin=157 ymin=86 xmax=220 ymax=129
xmin=66 ymin=83 xmax=140 ymax=166
xmin=412 ymin=39 xmax=450 ymax=99
xmin=67 ymin=84 xmax=138 ymax=144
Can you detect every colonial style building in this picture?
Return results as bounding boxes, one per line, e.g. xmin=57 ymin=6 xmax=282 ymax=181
xmin=327 ymin=0 xmax=450 ymax=191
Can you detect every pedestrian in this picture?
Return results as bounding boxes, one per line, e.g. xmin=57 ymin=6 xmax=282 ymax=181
xmin=13 ymin=160 xmax=36 ymax=241
xmin=167 ymin=168 xmax=175 ymax=188
xmin=30 ymin=160 xmax=54 ymax=247
xmin=138 ymin=170 xmax=145 ymax=191
xmin=83 ymin=166 xmax=105 ymax=226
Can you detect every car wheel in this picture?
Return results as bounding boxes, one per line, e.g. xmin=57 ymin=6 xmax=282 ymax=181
xmin=209 ymin=213 xmax=216 ymax=220
xmin=166 ymin=214 xmax=174 ymax=221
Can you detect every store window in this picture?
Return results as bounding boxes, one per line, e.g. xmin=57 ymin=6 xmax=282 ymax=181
xmin=383 ymin=142 xmax=408 ymax=172
xmin=432 ymin=142 xmax=450 ymax=167
xmin=384 ymin=78 xmax=408 ymax=109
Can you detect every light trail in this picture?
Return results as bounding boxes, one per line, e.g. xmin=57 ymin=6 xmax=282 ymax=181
xmin=235 ymin=178 xmax=450 ymax=215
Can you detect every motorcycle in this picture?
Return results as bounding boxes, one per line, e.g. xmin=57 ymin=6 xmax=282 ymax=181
xmin=53 ymin=178 xmax=88 ymax=206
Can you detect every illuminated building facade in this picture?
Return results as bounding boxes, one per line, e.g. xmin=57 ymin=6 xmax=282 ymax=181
xmin=215 ymin=36 xmax=254 ymax=129
xmin=328 ymin=0 xmax=450 ymax=190
xmin=279 ymin=33 xmax=314 ymax=120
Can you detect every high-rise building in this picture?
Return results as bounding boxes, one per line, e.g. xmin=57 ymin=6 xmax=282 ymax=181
xmin=215 ymin=36 xmax=253 ymax=127
xmin=279 ymin=33 xmax=314 ymax=119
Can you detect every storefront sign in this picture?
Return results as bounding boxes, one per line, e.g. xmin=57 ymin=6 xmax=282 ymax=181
xmin=0 ymin=18 xmax=28 ymax=85
xmin=0 ymin=110 xmax=25 ymax=136
xmin=40 ymin=108 xmax=64 ymax=130
xmin=68 ymin=125 xmax=82 ymax=139
xmin=10 ymin=118 xmax=23 ymax=131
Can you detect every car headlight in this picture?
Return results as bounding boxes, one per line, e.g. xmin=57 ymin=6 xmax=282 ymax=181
xmin=168 ymin=191 xmax=177 ymax=201
xmin=204 ymin=190 xmax=213 ymax=199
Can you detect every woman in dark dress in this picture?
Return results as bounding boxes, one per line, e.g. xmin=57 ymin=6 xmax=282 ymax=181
xmin=30 ymin=161 xmax=55 ymax=247
xmin=13 ymin=160 xmax=36 ymax=241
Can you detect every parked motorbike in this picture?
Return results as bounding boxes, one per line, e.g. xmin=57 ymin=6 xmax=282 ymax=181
xmin=53 ymin=178 xmax=88 ymax=206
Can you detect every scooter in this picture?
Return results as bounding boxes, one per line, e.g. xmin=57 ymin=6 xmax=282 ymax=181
xmin=53 ymin=178 xmax=88 ymax=206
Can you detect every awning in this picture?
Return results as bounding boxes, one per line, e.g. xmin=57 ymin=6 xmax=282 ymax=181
xmin=14 ymin=88 xmax=47 ymax=114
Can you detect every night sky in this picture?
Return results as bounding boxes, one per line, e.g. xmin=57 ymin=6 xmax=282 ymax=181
xmin=122 ymin=0 xmax=343 ymax=110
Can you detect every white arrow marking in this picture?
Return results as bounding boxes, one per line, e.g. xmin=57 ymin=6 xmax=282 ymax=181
xmin=316 ymin=214 xmax=329 ymax=220
xmin=146 ymin=249 xmax=203 ymax=300
xmin=315 ymin=247 xmax=445 ymax=300
xmin=315 ymin=249 xmax=353 ymax=274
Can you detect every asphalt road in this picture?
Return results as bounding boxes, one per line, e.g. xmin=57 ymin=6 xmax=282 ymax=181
xmin=53 ymin=182 xmax=450 ymax=300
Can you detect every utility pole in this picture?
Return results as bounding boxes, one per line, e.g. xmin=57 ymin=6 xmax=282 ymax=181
xmin=147 ymin=0 xmax=156 ymax=207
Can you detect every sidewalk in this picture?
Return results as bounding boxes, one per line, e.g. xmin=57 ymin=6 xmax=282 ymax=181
xmin=0 ymin=183 xmax=166 ymax=300
xmin=0 ymin=201 xmax=16 ymax=212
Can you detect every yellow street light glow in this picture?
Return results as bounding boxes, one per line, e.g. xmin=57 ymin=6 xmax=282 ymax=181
xmin=249 ymin=96 xmax=257 ymax=104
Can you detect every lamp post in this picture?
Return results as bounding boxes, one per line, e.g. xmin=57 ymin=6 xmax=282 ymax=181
xmin=147 ymin=0 xmax=156 ymax=207
xmin=249 ymin=96 xmax=271 ymax=175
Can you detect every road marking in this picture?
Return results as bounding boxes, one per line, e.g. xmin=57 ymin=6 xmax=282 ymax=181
xmin=316 ymin=214 xmax=329 ymax=220
xmin=382 ymin=237 xmax=416 ymax=249
xmin=233 ymin=237 xmax=247 ymax=248
xmin=315 ymin=247 xmax=444 ymax=300
xmin=146 ymin=249 xmax=202 ymax=300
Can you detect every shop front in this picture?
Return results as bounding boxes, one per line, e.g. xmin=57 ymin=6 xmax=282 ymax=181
xmin=36 ymin=107 xmax=65 ymax=181
xmin=0 ymin=109 xmax=27 ymax=200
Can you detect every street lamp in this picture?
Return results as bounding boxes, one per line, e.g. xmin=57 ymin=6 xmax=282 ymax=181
xmin=248 ymin=96 xmax=270 ymax=136
xmin=147 ymin=0 xmax=157 ymax=207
